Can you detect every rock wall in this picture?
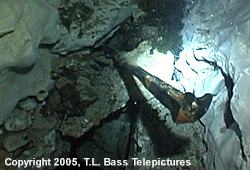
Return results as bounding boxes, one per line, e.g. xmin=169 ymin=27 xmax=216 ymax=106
xmin=180 ymin=0 xmax=250 ymax=169
xmin=52 ymin=0 xmax=141 ymax=54
xmin=1 ymin=0 xmax=249 ymax=169
xmin=0 ymin=0 xmax=60 ymax=125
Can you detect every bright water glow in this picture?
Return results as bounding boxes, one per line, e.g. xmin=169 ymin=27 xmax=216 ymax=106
xmin=131 ymin=50 xmax=176 ymax=100
xmin=136 ymin=50 xmax=175 ymax=84
xmin=175 ymin=47 xmax=224 ymax=96
xmin=126 ymin=41 xmax=223 ymax=96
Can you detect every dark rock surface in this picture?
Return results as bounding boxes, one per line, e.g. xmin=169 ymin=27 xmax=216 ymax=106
xmin=76 ymin=113 xmax=131 ymax=170
xmin=43 ymin=52 xmax=129 ymax=138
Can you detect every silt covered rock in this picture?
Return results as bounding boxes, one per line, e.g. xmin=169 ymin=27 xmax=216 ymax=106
xmin=0 ymin=0 xmax=60 ymax=125
xmin=4 ymin=109 xmax=32 ymax=132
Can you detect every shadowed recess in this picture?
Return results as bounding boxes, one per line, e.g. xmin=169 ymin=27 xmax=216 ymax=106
xmin=139 ymin=102 xmax=190 ymax=157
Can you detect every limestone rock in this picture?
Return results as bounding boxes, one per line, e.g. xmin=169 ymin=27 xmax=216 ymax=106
xmin=0 ymin=0 xmax=60 ymax=125
xmin=180 ymin=0 xmax=250 ymax=169
xmin=2 ymin=132 xmax=30 ymax=152
xmin=18 ymin=98 xmax=37 ymax=111
xmin=46 ymin=53 xmax=129 ymax=138
xmin=19 ymin=130 xmax=59 ymax=160
xmin=129 ymin=96 xmax=205 ymax=169
xmin=31 ymin=110 xmax=57 ymax=131
xmin=59 ymin=116 xmax=90 ymax=138
xmin=52 ymin=0 xmax=141 ymax=54
xmin=4 ymin=109 xmax=32 ymax=132
xmin=0 ymin=0 xmax=60 ymax=72
xmin=231 ymin=74 xmax=250 ymax=163
xmin=0 ymin=50 xmax=54 ymax=125
xmin=36 ymin=90 xmax=49 ymax=102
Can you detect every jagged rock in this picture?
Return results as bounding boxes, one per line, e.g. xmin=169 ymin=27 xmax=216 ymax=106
xmin=55 ymin=77 xmax=72 ymax=90
xmin=0 ymin=50 xmax=54 ymax=126
xmin=107 ymin=22 xmax=158 ymax=52
xmin=0 ymin=0 xmax=60 ymax=70
xmin=128 ymin=97 xmax=205 ymax=169
xmin=18 ymin=98 xmax=37 ymax=111
xmin=52 ymin=0 xmax=141 ymax=54
xmin=93 ymin=53 xmax=114 ymax=66
xmin=44 ymin=53 xmax=129 ymax=138
xmin=4 ymin=109 xmax=32 ymax=132
xmin=59 ymin=116 xmax=90 ymax=138
xmin=180 ymin=0 xmax=250 ymax=169
xmin=20 ymin=130 xmax=57 ymax=159
xmin=36 ymin=90 xmax=50 ymax=102
xmin=13 ymin=107 xmax=64 ymax=164
xmin=18 ymin=130 xmax=70 ymax=169
xmin=141 ymin=25 xmax=158 ymax=39
xmin=2 ymin=132 xmax=30 ymax=152
xmin=0 ymin=0 xmax=60 ymax=125
xmin=31 ymin=109 xmax=57 ymax=131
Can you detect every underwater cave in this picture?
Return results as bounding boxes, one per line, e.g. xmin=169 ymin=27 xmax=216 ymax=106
xmin=0 ymin=0 xmax=249 ymax=170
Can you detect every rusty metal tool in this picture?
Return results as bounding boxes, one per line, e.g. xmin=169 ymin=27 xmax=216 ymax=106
xmin=118 ymin=61 xmax=213 ymax=123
